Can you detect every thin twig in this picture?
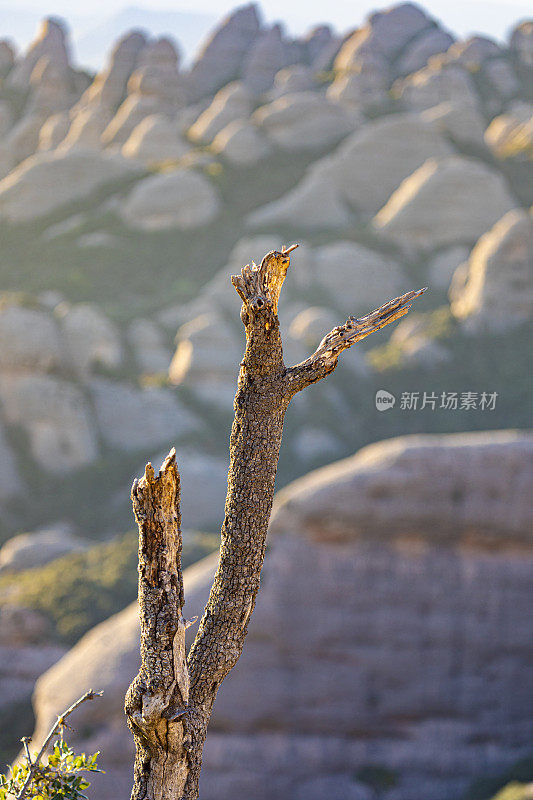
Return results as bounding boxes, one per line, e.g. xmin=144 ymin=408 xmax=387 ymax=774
xmin=15 ymin=689 xmax=103 ymax=800
xmin=19 ymin=739 xmax=32 ymax=768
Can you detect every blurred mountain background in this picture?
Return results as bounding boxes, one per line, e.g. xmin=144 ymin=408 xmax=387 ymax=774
xmin=0 ymin=2 xmax=531 ymax=798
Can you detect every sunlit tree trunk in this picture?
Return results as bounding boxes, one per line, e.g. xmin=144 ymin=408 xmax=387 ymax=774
xmin=125 ymin=245 xmax=425 ymax=799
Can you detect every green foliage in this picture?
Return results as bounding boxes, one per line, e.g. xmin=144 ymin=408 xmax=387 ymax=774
xmin=0 ymin=738 xmax=102 ymax=800
xmin=0 ymin=530 xmax=218 ymax=644
xmin=0 ymin=531 xmax=138 ymax=643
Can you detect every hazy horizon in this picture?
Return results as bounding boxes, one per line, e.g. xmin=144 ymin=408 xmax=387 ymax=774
xmin=1 ymin=0 xmax=532 ymax=70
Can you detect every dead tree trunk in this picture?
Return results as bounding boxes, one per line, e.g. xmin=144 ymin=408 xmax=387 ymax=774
xmin=125 ymin=245 xmax=425 ymax=799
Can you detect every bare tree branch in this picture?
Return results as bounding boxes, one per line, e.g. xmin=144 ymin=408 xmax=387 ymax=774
xmin=126 ymin=245 xmax=426 ymax=800
xmin=285 ymin=288 xmax=427 ymax=394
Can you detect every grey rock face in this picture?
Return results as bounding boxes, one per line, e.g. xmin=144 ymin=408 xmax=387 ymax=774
xmin=302 ymin=25 xmax=335 ymax=67
xmin=0 ymin=304 xmax=64 ymax=371
xmin=186 ymin=5 xmax=261 ymax=101
xmin=57 ymin=302 xmax=123 ymax=377
xmin=121 ymin=114 xmax=190 ymax=164
xmin=247 ymin=113 xmax=452 ymax=229
xmin=67 ymin=30 xmax=147 ymax=150
xmin=0 ymin=40 xmax=15 ymax=76
xmin=127 ymin=318 xmax=172 ymax=374
xmin=6 ymin=18 xmax=70 ymax=91
xmin=38 ymin=111 xmax=70 ymax=150
xmin=119 ymin=169 xmax=220 ymax=231
xmin=268 ymin=65 xmax=316 ymax=98
xmin=365 ymin=3 xmax=433 ymax=58
xmin=90 ymin=378 xmax=197 ymax=452
xmin=483 ymin=58 xmax=520 ymax=103
xmin=0 ymin=605 xmax=52 ymax=646
xmin=373 ymin=155 xmax=516 ymax=253
xmin=253 ymin=91 xmax=356 ymax=151
xmin=5 ymin=114 xmax=46 ymax=166
xmin=0 ymin=639 xmax=66 ymax=727
xmin=450 ymin=208 xmax=533 ymax=331
xmin=0 ymin=421 xmax=23 ymax=501
xmin=242 ymin=24 xmax=291 ymax=94
xmin=26 ymin=432 xmax=533 ymax=800
xmin=329 ymin=3 xmax=443 ymax=111
xmin=28 ymin=56 xmax=74 ymax=116
xmin=395 ymin=28 xmax=454 ymax=76
xmin=312 ymin=240 xmax=406 ymax=314
xmin=0 ymin=149 xmax=141 ymax=222
xmin=394 ymin=61 xmax=480 ymax=111
xmin=0 ymin=373 xmax=98 ymax=473
xmin=485 ymin=105 xmax=533 ymax=160
xmin=101 ymin=37 xmax=185 ymax=148
xmin=428 ymin=245 xmax=470 ymax=290
xmin=0 ymin=524 xmax=86 ymax=573
xmin=421 ymin=101 xmax=486 ymax=147
xmin=211 ymin=119 xmax=272 ymax=166
xmin=510 ymin=21 xmax=533 ymax=68
xmin=169 ymin=311 xmax=241 ymax=410
xmin=189 ymin=81 xmax=254 ymax=144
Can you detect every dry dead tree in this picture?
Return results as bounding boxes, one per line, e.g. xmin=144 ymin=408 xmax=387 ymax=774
xmin=125 ymin=245 xmax=425 ymax=799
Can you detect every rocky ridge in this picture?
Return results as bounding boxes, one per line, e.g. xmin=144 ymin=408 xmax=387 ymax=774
xmin=25 ymin=431 xmax=533 ymax=800
xmin=0 ymin=0 xmax=531 ymax=774
xmin=0 ymin=1 xmax=529 ymax=530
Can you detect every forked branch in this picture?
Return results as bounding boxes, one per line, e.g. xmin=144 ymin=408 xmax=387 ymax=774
xmin=126 ymin=244 xmax=426 ymax=800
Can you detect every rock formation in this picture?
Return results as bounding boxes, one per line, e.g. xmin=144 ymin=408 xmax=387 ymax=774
xmin=211 ymin=119 xmax=271 ymax=165
xmin=6 ymin=18 xmax=70 ymax=91
xmin=26 ymin=431 xmax=533 ymax=800
xmin=121 ymin=114 xmax=190 ymax=164
xmin=372 ymin=155 xmax=516 ymax=252
xmin=252 ymin=91 xmax=356 ymax=150
xmin=189 ymin=80 xmax=254 ymax=144
xmin=0 ymin=524 xmax=86 ymax=573
xmin=0 ymin=149 xmax=141 ymax=222
xmin=186 ymin=5 xmax=261 ymax=101
xmin=450 ymin=208 xmax=533 ymax=331
xmin=89 ymin=378 xmax=197 ymax=452
xmin=247 ymin=114 xmax=452 ymax=228
xmin=101 ymin=37 xmax=185 ymax=147
xmin=119 ymin=168 xmax=220 ymax=230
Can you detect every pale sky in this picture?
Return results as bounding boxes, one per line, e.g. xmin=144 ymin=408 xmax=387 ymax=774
xmin=1 ymin=0 xmax=531 ymax=67
xmin=3 ymin=0 xmax=530 ymax=30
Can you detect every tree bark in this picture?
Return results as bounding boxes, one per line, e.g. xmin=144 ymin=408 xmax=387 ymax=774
xmin=125 ymin=245 xmax=425 ymax=799
xmin=125 ymin=451 xmax=191 ymax=800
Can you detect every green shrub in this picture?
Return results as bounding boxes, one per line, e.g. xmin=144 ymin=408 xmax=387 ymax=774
xmin=0 ymin=739 xmax=101 ymax=800
xmin=0 ymin=530 xmax=218 ymax=644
